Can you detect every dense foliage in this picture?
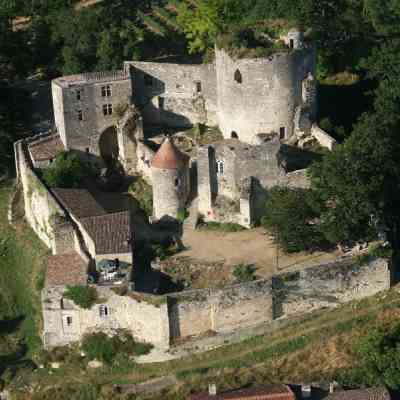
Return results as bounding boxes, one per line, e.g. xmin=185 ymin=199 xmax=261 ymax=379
xmin=63 ymin=285 xmax=98 ymax=309
xmin=129 ymin=177 xmax=153 ymax=217
xmin=232 ymin=264 xmax=256 ymax=283
xmin=42 ymin=151 xmax=94 ymax=188
xmin=261 ymin=187 xmax=325 ymax=253
xmin=81 ymin=331 xmax=152 ymax=364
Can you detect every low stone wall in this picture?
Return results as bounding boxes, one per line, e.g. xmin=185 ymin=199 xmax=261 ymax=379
xmin=311 ymin=124 xmax=337 ymax=151
xmin=273 ymin=257 xmax=390 ymax=318
xmin=15 ymin=140 xmax=68 ymax=252
xmin=42 ymin=286 xmax=170 ymax=349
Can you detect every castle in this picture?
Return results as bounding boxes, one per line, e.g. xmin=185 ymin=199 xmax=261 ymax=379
xmin=49 ymin=27 xmax=335 ymax=226
xmin=13 ymin=27 xmax=384 ymax=353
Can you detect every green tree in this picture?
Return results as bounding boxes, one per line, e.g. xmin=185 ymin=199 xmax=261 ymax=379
xmin=261 ymin=187 xmax=325 ymax=253
xmin=42 ymin=151 xmax=90 ymax=188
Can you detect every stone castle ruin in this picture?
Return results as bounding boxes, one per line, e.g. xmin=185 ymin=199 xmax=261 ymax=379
xmin=12 ymin=27 xmax=384 ymax=352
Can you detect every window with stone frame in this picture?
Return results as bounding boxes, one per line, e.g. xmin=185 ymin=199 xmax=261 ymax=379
xmin=234 ymin=69 xmax=242 ymax=84
xmin=195 ymin=81 xmax=202 ymax=93
xmin=78 ymin=109 xmax=83 ymax=121
xmin=101 ymin=85 xmax=112 ymax=97
xmin=99 ymin=304 xmax=109 ymax=318
xmin=76 ymin=89 xmax=82 ymax=101
xmin=280 ymin=127 xmax=285 ymax=139
xmin=216 ymin=159 xmax=224 ymax=175
xmin=103 ymin=103 xmax=113 ymax=116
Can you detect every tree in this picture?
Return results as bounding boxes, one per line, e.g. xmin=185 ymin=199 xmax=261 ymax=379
xmin=261 ymin=187 xmax=325 ymax=253
xmin=42 ymin=152 xmax=90 ymax=188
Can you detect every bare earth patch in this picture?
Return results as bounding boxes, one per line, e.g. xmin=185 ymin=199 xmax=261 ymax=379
xmin=179 ymin=227 xmax=341 ymax=280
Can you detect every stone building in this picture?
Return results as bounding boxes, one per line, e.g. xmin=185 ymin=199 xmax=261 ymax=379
xmin=151 ymin=137 xmax=190 ymax=220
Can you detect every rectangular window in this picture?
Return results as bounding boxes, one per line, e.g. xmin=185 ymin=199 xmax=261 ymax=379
xmin=196 ymin=81 xmax=202 ymax=93
xmin=144 ymin=75 xmax=153 ymax=87
xmin=99 ymin=305 xmax=109 ymax=318
xmin=101 ymin=85 xmax=112 ymax=97
xmin=66 ymin=316 xmax=72 ymax=326
xmin=103 ymin=104 xmax=113 ymax=116
xmin=279 ymin=127 xmax=285 ymax=139
xmin=78 ymin=110 xmax=83 ymax=121
xmin=77 ymin=90 xmax=82 ymax=101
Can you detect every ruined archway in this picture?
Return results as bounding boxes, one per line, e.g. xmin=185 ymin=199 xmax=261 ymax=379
xmin=99 ymin=126 xmax=119 ymax=164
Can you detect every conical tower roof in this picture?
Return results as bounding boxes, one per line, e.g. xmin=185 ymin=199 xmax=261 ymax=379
xmin=152 ymin=137 xmax=188 ymax=169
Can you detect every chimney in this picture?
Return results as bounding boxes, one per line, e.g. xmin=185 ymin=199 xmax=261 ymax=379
xmin=208 ymin=384 xmax=217 ymax=396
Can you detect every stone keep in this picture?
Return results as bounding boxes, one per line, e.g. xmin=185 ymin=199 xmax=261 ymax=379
xmin=151 ymin=137 xmax=190 ymax=220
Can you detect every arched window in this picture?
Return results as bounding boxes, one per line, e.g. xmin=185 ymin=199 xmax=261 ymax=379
xmin=234 ymin=69 xmax=242 ymax=84
xmin=231 ymin=131 xmax=238 ymax=139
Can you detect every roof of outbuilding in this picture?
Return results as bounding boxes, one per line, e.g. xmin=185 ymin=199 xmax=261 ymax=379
xmin=28 ymin=134 xmax=64 ymax=162
xmin=151 ymin=137 xmax=189 ymax=170
xmin=326 ymin=387 xmax=391 ymax=400
xmin=52 ymin=188 xmax=106 ymax=219
xmin=189 ymin=384 xmax=295 ymax=400
xmin=80 ymin=211 xmax=132 ymax=255
xmin=46 ymin=252 xmax=88 ymax=286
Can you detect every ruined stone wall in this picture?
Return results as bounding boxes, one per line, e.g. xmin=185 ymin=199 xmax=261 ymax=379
xmin=15 ymin=140 xmax=68 ymax=252
xmin=167 ymin=279 xmax=273 ymax=340
xmin=125 ymin=61 xmax=218 ymax=128
xmin=52 ymin=72 xmax=132 ymax=155
xmin=273 ymin=257 xmax=390 ymax=318
xmin=215 ymin=47 xmax=316 ymax=143
xmin=311 ymin=124 xmax=337 ymax=150
xmin=42 ymin=286 xmax=170 ymax=349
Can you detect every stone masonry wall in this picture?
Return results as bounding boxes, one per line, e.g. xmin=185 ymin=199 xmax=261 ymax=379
xmin=167 ymin=256 xmax=390 ymax=342
xmin=125 ymin=61 xmax=218 ymax=127
xmin=42 ymin=286 xmax=170 ymax=349
xmin=215 ymin=47 xmax=316 ymax=143
xmin=15 ymin=140 xmax=68 ymax=252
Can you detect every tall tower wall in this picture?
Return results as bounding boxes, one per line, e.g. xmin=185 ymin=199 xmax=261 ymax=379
xmin=215 ymin=46 xmax=316 ymax=144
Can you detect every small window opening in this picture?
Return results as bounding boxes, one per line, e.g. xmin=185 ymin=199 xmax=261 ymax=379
xmin=103 ymin=103 xmax=113 ymax=116
xmin=85 ymin=147 xmax=89 ymax=154
xmin=78 ymin=109 xmax=83 ymax=121
xmin=196 ymin=81 xmax=202 ymax=93
xmin=289 ymin=39 xmax=294 ymax=49
xmin=144 ymin=75 xmax=153 ymax=87
xmin=66 ymin=316 xmax=73 ymax=326
xmin=234 ymin=69 xmax=242 ymax=84
xmin=49 ymin=158 xmax=53 ymax=164
xmin=158 ymin=97 xmax=164 ymax=110
xmin=115 ymin=258 xmax=120 ymax=268
xmin=99 ymin=305 xmax=109 ymax=318
xmin=280 ymin=127 xmax=285 ymax=139
xmin=101 ymin=85 xmax=112 ymax=97
xmin=231 ymin=131 xmax=238 ymax=139
xmin=76 ymin=90 xmax=82 ymax=101
xmin=174 ymin=178 xmax=180 ymax=187
xmin=216 ymin=160 xmax=224 ymax=175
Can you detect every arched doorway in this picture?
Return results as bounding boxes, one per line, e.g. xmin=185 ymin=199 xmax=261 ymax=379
xmin=99 ymin=126 xmax=119 ymax=164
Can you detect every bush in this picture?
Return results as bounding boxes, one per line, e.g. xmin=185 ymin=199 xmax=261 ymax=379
xmin=82 ymin=331 xmax=153 ymax=364
xmin=42 ymin=151 xmax=95 ymax=188
xmin=200 ymin=221 xmax=245 ymax=232
xmin=232 ymin=264 xmax=256 ymax=283
xmin=129 ymin=177 xmax=153 ymax=217
xmin=261 ymin=187 xmax=326 ymax=253
xmin=63 ymin=285 xmax=98 ymax=309
xmin=177 ymin=208 xmax=189 ymax=223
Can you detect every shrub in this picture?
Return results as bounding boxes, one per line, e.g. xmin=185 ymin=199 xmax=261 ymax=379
xmin=42 ymin=151 xmax=95 ymax=188
xmin=82 ymin=331 xmax=153 ymax=364
xmin=129 ymin=177 xmax=153 ymax=217
xmin=261 ymin=187 xmax=326 ymax=253
xmin=177 ymin=208 xmax=189 ymax=223
xmin=232 ymin=264 xmax=256 ymax=283
xmin=63 ymin=285 xmax=98 ymax=309
xmin=200 ymin=221 xmax=245 ymax=232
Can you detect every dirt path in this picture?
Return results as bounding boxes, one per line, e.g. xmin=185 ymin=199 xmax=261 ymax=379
xmin=180 ymin=227 xmax=340 ymax=278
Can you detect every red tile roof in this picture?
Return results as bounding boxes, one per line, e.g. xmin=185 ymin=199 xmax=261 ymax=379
xmin=326 ymin=387 xmax=391 ymax=400
xmin=28 ymin=134 xmax=64 ymax=162
xmin=52 ymin=188 xmax=106 ymax=219
xmin=80 ymin=211 xmax=132 ymax=255
xmin=46 ymin=252 xmax=88 ymax=286
xmin=152 ymin=137 xmax=189 ymax=169
xmin=188 ymin=385 xmax=295 ymax=400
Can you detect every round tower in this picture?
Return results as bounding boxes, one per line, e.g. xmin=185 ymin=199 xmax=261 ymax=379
xmin=215 ymin=34 xmax=316 ymax=144
xmin=151 ymin=137 xmax=189 ymax=220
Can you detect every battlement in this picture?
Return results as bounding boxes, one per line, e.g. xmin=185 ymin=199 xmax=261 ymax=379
xmin=53 ymin=69 xmax=129 ymax=88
